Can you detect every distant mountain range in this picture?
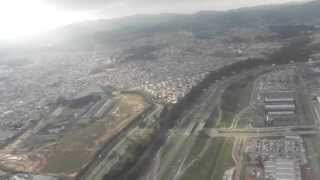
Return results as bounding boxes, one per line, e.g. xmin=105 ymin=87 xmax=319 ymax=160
xmin=42 ymin=0 xmax=320 ymax=49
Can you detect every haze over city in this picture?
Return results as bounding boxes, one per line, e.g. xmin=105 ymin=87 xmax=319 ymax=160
xmin=1 ymin=1 xmax=320 ymax=180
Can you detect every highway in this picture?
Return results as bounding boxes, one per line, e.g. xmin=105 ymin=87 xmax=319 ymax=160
xmin=204 ymin=125 xmax=319 ymax=138
xmin=167 ymin=125 xmax=319 ymax=139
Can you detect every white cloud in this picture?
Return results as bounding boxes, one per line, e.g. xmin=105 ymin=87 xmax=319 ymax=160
xmin=0 ymin=0 xmax=95 ymax=41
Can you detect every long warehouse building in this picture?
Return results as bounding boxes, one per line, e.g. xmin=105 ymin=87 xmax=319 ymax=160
xmin=265 ymin=104 xmax=296 ymax=112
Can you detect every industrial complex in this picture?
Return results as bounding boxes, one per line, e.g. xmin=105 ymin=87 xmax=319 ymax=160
xmin=219 ymin=62 xmax=320 ymax=180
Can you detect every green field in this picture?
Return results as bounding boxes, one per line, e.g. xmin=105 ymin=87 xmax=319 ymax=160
xmin=179 ymin=137 xmax=234 ymax=180
xmin=219 ymin=76 xmax=255 ymax=127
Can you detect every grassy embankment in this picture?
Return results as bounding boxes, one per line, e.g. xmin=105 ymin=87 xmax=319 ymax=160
xmin=219 ymin=76 xmax=255 ymax=128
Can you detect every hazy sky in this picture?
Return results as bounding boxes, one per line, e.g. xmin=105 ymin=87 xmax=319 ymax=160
xmin=47 ymin=0 xmax=311 ymax=16
xmin=0 ymin=0 xmax=311 ymax=41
